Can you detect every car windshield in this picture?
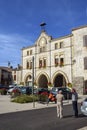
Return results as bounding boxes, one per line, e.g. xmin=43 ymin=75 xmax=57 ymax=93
xmin=51 ymin=87 xmax=71 ymax=92
xmin=51 ymin=88 xmax=58 ymax=92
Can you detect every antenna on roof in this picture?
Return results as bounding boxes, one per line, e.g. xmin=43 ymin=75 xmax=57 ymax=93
xmin=40 ymin=22 xmax=46 ymax=32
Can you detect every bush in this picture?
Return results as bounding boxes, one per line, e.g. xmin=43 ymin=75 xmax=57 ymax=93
xmin=11 ymin=95 xmax=39 ymax=103
xmin=10 ymin=89 xmax=21 ymax=98
xmin=0 ymin=89 xmax=7 ymax=95
xmin=38 ymin=94 xmax=48 ymax=102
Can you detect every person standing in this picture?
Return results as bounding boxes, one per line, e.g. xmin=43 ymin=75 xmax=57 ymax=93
xmin=72 ymin=88 xmax=78 ymax=118
xmin=56 ymin=90 xmax=64 ymax=118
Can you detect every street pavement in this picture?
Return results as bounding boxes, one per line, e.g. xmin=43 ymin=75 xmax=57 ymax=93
xmin=0 ymin=94 xmax=87 ymax=130
xmin=0 ymin=94 xmax=87 ymax=114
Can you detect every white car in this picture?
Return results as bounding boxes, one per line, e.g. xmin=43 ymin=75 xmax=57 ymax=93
xmin=7 ymin=86 xmax=21 ymax=94
xmin=81 ymin=98 xmax=87 ymax=116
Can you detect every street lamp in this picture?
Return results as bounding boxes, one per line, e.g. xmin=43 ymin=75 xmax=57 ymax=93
xmin=32 ymin=56 xmax=35 ymax=108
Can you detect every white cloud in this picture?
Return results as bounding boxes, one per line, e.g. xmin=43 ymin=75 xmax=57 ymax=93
xmin=0 ymin=33 xmax=33 ymax=67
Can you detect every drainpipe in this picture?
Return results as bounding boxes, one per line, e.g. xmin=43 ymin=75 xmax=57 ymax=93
xmin=34 ymin=45 xmax=36 ymax=84
xmin=70 ymin=34 xmax=73 ymax=87
xmin=49 ymin=39 xmax=51 ymax=85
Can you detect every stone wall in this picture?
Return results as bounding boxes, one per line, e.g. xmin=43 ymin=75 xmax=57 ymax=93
xmin=73 ymin=77 xmax=84 ymax=95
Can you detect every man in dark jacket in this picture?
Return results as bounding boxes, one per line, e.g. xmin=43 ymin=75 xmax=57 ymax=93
xmin=72 ymin=88 xmax=78 ymax=118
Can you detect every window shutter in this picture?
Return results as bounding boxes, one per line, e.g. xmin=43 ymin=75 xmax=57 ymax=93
xmin=83 ymin=35 xmax=87 ymax=47
xmin=84 ymin=57 xmax=87 ymax=69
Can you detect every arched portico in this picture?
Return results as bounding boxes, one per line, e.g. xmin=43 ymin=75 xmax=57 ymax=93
xmin=36 ymin=72 xmax=50 ymax=88
xmin=24 ymin=73 xmax=32 ymax=86
xmin=52 ymin=71 xmax=69 ymax=87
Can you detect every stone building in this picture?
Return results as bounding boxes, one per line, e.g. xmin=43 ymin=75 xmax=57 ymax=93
xmin=12 ymin=64 xmax=22 ymax=85
xmin=0 ymin=67 xmax=13 ymax=86
xmin=15 ymin=25 xmax=87 ymax=95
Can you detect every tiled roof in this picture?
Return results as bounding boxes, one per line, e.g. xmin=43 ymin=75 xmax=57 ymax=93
xmin=0 ymin=66 xmax=12 ymax=72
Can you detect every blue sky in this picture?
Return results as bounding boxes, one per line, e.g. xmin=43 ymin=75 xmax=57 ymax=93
xmin=0 ymin=0 xmax=87 ymax=68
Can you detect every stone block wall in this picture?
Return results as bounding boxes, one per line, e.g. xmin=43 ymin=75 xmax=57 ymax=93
xmin=73 ymin=77 xmax=84 ymax=95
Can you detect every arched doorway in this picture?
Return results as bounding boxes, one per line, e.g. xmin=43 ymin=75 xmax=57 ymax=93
xmin=25 ymin=75 xmax=32 ymax=86
xmin=54 ymin=73 xmax=66 ymax=87
xmin=38 ymin=74 xmax=48 ymax=88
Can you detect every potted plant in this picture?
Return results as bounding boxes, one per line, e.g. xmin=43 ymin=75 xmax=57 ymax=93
xmin=47 ymin=82 xmax=52 ymax=87
xmin=34 ymin=81 xmax=37 ymax=86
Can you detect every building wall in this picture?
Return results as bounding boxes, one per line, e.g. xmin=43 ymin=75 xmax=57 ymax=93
xmin=0 ymin=67 xmax=12 ymax=86
xmin=22 ymin=31 xmax=73 ymax=87
xmin=12 ymin=69 xmax=22 ymax=85
xmin=51 ymin=36 xmax=72 ymax=83
xmin=71 ymin=27 xmax=87 ymax=94
xmin=15 ymin=25 xmax=87 ymax=94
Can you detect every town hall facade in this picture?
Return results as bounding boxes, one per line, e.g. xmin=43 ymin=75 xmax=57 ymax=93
xmin=12 ymin=25 xmax=87 ymax=94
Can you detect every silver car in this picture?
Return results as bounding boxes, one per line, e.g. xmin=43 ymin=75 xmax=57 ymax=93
xmin=81 ymin=98 xmax=87 ymax=116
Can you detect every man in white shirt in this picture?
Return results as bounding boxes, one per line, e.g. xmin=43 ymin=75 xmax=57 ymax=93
xmin=56 ymin=90 xmax=64 ymax=118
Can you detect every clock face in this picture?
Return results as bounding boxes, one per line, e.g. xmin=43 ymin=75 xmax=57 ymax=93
xmin=40 ymin=37 xmax=46 ymax=46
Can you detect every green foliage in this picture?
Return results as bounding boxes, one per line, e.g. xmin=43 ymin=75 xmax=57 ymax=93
xmin=0 ymin=89 xmax=7 ymax=95
xmin=38 ymin=94 xmax=48 ymax=102
xmin=11 ymin=95 xmax=39 ymax=103
xmin=10 ymin=92 xmax=21 ymax=98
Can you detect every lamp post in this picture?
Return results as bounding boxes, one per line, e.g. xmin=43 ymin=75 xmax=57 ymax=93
xmin=32 ymin=56 xmax=35 ymax=108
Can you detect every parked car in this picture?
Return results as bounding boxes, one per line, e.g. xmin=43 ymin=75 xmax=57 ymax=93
xmin=7 ymin=86 xmax=21 ymax=94
xmin=50 ymin=87 xmax=72 ymax=100
xmin=20 ymin=86 xmax=37 ymax=95
xmin=0 ymin=84 xmax=9 ymax=89
xmin=9 ymin=84 xmax=17 ymax=88
xmin=81 ymin=98 xmax=87 ymax=116
xmin=37 ymin=88 xmax=50 ymax=95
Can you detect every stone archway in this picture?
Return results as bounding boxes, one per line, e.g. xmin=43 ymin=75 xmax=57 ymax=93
xmin=25 ymin=74 xmax=32 ymax=86
xmin=54 ymin=73 xmax=66 ymax=87
xmin=38 ymin=74 xmax=48 ymax=88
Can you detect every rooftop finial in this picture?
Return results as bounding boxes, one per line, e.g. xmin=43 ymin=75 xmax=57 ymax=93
xmin=40 ymin=22 xmax=46 ymax=32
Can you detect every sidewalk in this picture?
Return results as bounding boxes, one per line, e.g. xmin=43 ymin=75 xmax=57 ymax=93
xmin=0 ymin=94 xmax=87 ymax=114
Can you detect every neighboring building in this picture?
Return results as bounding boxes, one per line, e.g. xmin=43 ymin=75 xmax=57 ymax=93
xmin=12 ymin=64 xmax=22 ymax=85
xmin=0 ymin=67 xmax=13 ymax=86
xmin=15 ymin=25 xmax=87 ymax=95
